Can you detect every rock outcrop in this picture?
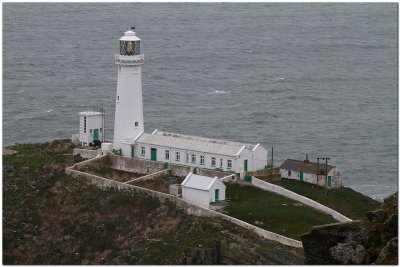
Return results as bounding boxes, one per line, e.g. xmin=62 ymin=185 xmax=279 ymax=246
xmin=301 ymin=192 xmax=398 ymax=265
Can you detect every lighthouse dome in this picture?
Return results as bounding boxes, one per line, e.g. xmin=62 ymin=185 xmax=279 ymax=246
xmin=119 ymin=29 xmax=141 ymax=56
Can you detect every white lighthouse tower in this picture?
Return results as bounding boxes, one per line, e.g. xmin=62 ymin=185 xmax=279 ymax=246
xmin=113 ymin=28 xmax=145 ymax=155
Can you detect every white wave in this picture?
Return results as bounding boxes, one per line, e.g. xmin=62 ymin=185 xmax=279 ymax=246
xmin=213 ymin=90 xmax=228 ymax=94
xmin=277 ymin=77 xmax=286 ymax=81
xmin=46 ymin=109 xmax=53 ymax=113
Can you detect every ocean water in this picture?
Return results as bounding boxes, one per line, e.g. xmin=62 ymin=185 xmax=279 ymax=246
xmin=3 ymin=3 xmax=398 ymax=201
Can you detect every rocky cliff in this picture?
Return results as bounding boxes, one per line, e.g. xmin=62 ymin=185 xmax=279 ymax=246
xmin=301 ymin=192 xmax=398 ymax=265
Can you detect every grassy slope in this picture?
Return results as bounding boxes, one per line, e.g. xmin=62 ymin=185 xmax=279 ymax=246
xmin=269 ymin=179 xmax=380 ymax=220
xmin=3 ymin=140 xmax=303 ymax=264
xmin=225 ymin=183 xmax=337 ymax=240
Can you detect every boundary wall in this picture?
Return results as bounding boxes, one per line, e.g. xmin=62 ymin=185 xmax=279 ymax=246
xmin=65 ymin=163 xmax=302 ymax=248
xmin=73 ymin=148 xmax=102 ymax=159
xmin=251 ymin=177 xmax=352 ymax=222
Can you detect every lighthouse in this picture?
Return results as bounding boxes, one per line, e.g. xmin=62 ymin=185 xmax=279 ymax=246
xmin=113 ymin=28 xmax=145 ymax=154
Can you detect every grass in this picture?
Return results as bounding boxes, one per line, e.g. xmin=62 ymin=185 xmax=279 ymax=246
xmin=269 ymin=179 xmax=380 ymax=220
xmin=224 ymin=183 xmax=337 ymax=240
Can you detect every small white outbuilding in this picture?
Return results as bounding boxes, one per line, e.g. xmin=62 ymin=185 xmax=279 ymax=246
xmin=78 ymin=110 xmax=105 ymax=146
xmin=181 ymin=172 xmax=226 ymax=209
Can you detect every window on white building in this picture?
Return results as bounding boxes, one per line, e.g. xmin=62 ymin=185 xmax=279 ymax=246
xmin=186 ymin=153 xmax=189 ymax=163
xmin=227 ymin=160 xmax=232 ymax=169
xmin=165 ymin=150 xmax=169 ymax=160
xmin=191 ymin=154 xmax=196 ymax=164
xmin=288 ymin=170 xmax=291 ymax=176
xmin=200 ymin=155 xmax=204 ymax=165
xmin=220 ymin=158 xmax=223 ymax=168
xmin=84 ymin=116 xmax=87 ymax=133
xmin=100 ymin=128 xmax=102 ymax=132
xmin=117 ymin=96 xmax=120 ymax=101
xmin=135 ymin=122 xmax=139 ymax=127
xmin=176 ymin=152 xmax=180 ymax=161
xmin=141 ymin=147 xmax=145 ymax=156
xmin=211 ymin=157 xmax=216 ymax=167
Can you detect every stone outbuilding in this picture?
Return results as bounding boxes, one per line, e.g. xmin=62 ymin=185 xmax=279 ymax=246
xmin=280 ymin=156 xmax=342 ymax=188
xmin=181 ymin=172 xmax=226 ymax=209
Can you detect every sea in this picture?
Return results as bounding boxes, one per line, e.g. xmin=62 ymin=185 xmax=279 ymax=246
xmin=3 ymin=3 xmax=398 ymax=201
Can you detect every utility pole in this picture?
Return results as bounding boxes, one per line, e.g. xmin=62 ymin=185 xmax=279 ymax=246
xmin=271 ymin=146 xmax=274 ymax=175
xmin=317 ymin=157 xmax=330 ymax=196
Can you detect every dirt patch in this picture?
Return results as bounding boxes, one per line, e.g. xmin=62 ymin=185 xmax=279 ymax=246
xmin=78 ymin=166 xmax=146 ymax=183
xmin=133 ymin=176 xmax=185 ymax=193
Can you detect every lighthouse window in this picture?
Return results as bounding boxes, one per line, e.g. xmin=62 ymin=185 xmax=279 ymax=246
xmin=135 ymin=122 xmax=139 ymax=127
xmin=117 ymin=96 xmax=119 ymax=102
xmin=90 ymin=129 xmax=92 ymax=134
xmin=211 ymin=157 xmax=216 ymax=167
xmin=141 ymin=147 xmax=145 ymax=156
xmin=165 ymin=150 xmax=169 ymax=160
xmin=100 ymin=128 xmax=102 ymax=133
xmin=120 ymin=40 xmax=140 ymax=56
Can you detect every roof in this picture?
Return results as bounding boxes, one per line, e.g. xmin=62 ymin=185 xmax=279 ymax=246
xmin=280 ymin=159 xmax=335 ymax=175
xmin=136 ymin=130 xmax=256 ymax=156
xmin=181 ymin=172 xmax=224 ymax=191
xmin=79 ymin=111 xmax=104 ymax=116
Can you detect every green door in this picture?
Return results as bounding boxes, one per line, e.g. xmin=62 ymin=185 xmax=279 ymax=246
xmin=163 ymin=162 xmax=169 ymax=169
xmin=93 ymin=129 xmax=99 ymax=141
xmin=151 ymin=148 xmax=157 ymax=161
xmin=244 ymin=160 xmax=248 ymax=172
xmin=300 ymin=172 xmax=304 ymax=181
xmin=215 ymin=189 xmax=219 ymax=201
xmin=327 ymin=176 xmax=332 ymax=188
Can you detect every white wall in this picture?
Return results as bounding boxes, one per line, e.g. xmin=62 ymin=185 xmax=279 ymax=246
xmin=182 ymin=187 xmax=210 ymax=209
xmin=252 ymin=145 xmax=269 ymax=170
xmin=280 ymin=167 xmax=342 ymax=189
xmin=79 ymin=114 xmax=104 ymax=145
xmin=135 ymin=142 xmax=237 ymax=172
xmin=208 ymin=180 xmax=226 ymax=202
xmin=113 ymin=65 xmax=144 ymax=151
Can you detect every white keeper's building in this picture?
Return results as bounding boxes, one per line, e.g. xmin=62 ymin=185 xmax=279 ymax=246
xmin=111 ymin=28 xmax=268 ymax=173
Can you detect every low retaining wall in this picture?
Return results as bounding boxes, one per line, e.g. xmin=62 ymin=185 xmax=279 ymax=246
xmin=65 ymin=166 xmax=303 ymax=248
xmin=251 ymin=177 xmax=352 ymax=222
xmin=111 ymin=155 xmax=164 ymax=174
xmin=220 ymin=174 xmax=237 ymax=182
xmin=73 ymin=148 xmax=102 ymax=159
xmin=125 ymin=169 xmax=170 ymax=184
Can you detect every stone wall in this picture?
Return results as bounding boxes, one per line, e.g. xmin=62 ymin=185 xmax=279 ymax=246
xmin=73 ymin=148 xmax=102 ymax=159
xmin=110 ymin=155 xmax=164 ymax=174
xmin=65 ymin=166 xmax=303 ymax=248
xmin=251 ymin=177 xmax=351 ymax=222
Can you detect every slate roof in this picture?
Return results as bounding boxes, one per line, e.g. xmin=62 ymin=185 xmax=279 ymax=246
xmin=280 ymin=159 xmax=335 ymax=175
xmin=181 ymin=173 xmax=224 ymax=191
xmin=136 ymin=130 xmax=256 ymax=156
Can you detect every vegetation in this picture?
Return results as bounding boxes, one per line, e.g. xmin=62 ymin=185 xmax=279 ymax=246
xmin=269 ymin=179 xmax=380 ymax=220
xmin=224 ymin=183 xmax=337 ymax=240
xmin=3 ymin=140 xmax=304 ymax=264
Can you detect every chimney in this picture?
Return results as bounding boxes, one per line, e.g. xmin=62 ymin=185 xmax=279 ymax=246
xmin=304 ymin=154 xmax=310 ymax=163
